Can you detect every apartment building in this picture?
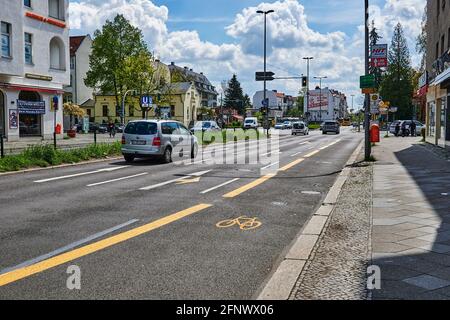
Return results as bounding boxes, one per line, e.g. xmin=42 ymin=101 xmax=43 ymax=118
xmin=425 ymin=0 xmax=450 ymax=148
xmin=0 ymin=0 xmax=70 ymax=141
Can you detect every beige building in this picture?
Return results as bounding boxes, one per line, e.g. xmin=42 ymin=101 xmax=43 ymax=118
xmin=425 ymin=0 xmax=450 ymax=148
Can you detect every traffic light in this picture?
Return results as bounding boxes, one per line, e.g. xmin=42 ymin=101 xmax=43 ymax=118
xmin=302 ymin=76 xmax=307 ymax=88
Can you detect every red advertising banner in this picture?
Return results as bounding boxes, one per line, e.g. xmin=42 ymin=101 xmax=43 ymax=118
xmin=308 ymin=92 xmax=329 ymax=109
xmin=371 ymin=57 xmax=387 ymax=68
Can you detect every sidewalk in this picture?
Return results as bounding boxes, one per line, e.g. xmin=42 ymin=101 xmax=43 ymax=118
xmin=371 ymin=136 xmax=450 ymax=299
xmin=291 ymin=135 xmax=450 ymax=300
xmin=2 ymin=134 xmax=120 ymax=154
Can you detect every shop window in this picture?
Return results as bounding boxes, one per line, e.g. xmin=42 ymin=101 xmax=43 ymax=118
xmin=0 ymin=90 xmax=5 ymax=136
xmin=48 ymin=0 xmax=64 ymax=21
xmin=49 ymin=36 xmax=65 ymax=70
xmin=24 ymin=33 xmax=33 ymax=64
xmin=18 ymin=91 xmax=42 ymax=137
xmin=24 ymin=0 xmax=31 ymax=8
xmin=1 ymin=22 xmax=11 ymax=58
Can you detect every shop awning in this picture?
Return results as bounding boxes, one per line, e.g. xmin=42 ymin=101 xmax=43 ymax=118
xmin=430 ymin=68 xmax=450 ymax=86
xmin=0 ymin=83 xmax=64 ymax=95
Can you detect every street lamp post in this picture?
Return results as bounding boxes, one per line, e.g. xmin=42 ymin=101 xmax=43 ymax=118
xmin=257 ymin=9 xmax=274 ymax=136
xmin=303 ymin=57 xmax=313 ymax=123
xmin=314 ymin=76 xmax=327 ymax=123
xmin=364 ymin=0 xmax=371 ymax=160
xmin=121 ymin=89 xmax=135 ymax=127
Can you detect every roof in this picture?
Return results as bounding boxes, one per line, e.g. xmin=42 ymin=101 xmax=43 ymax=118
xmin=80 ymin=99 xmax=95 ymax=108
xmin=168 ymin=64 xmax=217 ymax=95
xmin=168 ymin=82 xmax=193 ymax=94
xmin=70 ymin=36 xmax=87 ymax=56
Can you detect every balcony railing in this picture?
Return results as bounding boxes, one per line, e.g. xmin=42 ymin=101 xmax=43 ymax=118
xmin=432 ymin=49 xmax=450 ymax=76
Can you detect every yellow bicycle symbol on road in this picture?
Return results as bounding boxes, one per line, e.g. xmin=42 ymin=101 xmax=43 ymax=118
xmin=216 ymin=216 xmax=262 ymax=231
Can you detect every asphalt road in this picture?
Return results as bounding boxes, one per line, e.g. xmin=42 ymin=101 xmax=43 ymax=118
xmin=0 ymin=128 xmax=362 ymax=299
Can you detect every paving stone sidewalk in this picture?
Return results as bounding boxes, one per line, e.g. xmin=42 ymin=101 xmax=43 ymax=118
xmin=371 ymin=136 xmax=450 ymax=300
xmin=291 ymin=148 xmax=372 ymax=300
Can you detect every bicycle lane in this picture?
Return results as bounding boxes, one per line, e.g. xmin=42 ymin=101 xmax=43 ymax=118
xmin=0 ymin=134 xmax=360 ymax=299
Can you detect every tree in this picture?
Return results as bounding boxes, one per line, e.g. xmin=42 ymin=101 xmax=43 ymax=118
xmin=369 ymin=20 xmax=383 ymax=89
xmin=63 ymin=102 xmax=86 ymax=129
xmin=296 ymin=90 xmax=305 ymax=114
xmin=380 ymin=23 xmax=414 ymax=120
xmin=416 ymin=5 xmax=427 ymax=72
xmin=243 ymin=94 xmax=252 ymax=109
xmin=85 ymin=14 xmax=149 ymax=110
xmin=224 ymin=74 xmax=245 ymax=115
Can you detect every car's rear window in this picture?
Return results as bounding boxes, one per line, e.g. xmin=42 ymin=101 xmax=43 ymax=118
xmin=125 ymin=122 xmax=157 ymax=135
xmin=294 ymin=123 xmax=304 ymax=129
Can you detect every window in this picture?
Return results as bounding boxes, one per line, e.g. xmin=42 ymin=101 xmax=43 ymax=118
xmin=1 ymin=22 xmax=11 ymax=58
xmin=24 ymin=33 xmax=32 ymax=64
xmin=48 ymin=0 xmax=64 ymax=20
xmin=24 ymin=0 xmax=31 ymax=7
xmin=161 ymin=122 xmax=179 ymax=135
xmin=448 ymin=28 xmax=450 ymax=50
xmin=125 ymin=122 xmax=157 ymax=135
xmin=102 ymin=105 xmax=108 ymax=117
xmin=70 ymin=57 xmax=75 ymax=69
xmin=442 ymin=35 xmax=446 ymax=55
xmin=436 ymin=42 xmax=440 ymax=60
xmin=49 ymin=37 xmax=65 ymax=70
xmin=438 ymin=0 xmax=441 ymax=17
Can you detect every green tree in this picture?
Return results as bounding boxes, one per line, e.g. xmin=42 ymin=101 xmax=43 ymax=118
xmin=380 ymin=23 xmax=413 ymax=120
xmin=369 ymin=20 xmax=383 ymax=89
xmin=416 ymin=5 xmax=427 ymax=72
xmin=296 ymin=92 xmax=305 ymax=114
xmin=85 ymin=14 xmax=149 ymax=109
xmin=243 ymin=94 xmax=252 ymax=109
xmin=224 ymin=74 xmax=245 ymax=115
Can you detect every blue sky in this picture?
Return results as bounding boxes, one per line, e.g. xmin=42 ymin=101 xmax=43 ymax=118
xmin=69 ymin=0 xmax=425 ymax=109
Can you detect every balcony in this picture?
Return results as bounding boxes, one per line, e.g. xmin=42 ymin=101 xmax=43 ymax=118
xmin=432 ymin=49 xmax=450 ymax=77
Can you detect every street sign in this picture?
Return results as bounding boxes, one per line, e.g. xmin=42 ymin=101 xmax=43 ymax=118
xmin=141 ymin=96 xmax=153 ymax=108
xmin=360 ymin=75 xmax=376 ymax=89
xmin=261 ymin=98 xmax=269 ymax=107
xmin=256 ymin=71 xmax=275 ymax=81
xmin=362 ymin=88 xmax=376 ymax=94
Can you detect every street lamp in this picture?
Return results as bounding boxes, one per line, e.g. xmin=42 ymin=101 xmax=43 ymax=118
xmin=257 ymin=9 xmax=274 ymax=135
xmin=121 ymin=89 xmax=135 ymax=126
xmin=303 ymin=57 xmax=313 ymax=122
xmin=314 ymin=76 xmax=327 ymax=123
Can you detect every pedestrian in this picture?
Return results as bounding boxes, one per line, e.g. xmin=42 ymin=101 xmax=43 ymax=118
xmin=410 ymin=120 xmax=417 ymax=137
xmin=395 ymin=122 xmax=400 ymax=136
xmin=401 ymin=121 xmax=407 ymax=137
xmin=108 ymin=121 xmax=115 ymax=138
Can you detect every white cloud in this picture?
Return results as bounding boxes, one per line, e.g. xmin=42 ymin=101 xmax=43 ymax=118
xmin=68 ymin=0 xmax=426 ymax=109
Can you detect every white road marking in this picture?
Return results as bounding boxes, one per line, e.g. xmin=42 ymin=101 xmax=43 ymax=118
xmin=139 ymin=170 xmax=211 ymax=191
xmin=87 ymin=172 xmax=149 ymax=187
xmin=200 ymin=178 xmax=240 ymax=194
xmin=0 ymin=219 xmax=139 ymax=275
xmin=261 ymin=162 xmax=280 ymax=170
xmin=34 ymin=166 xmax=129 ymax=183
xmin=290 ymin=151 xmax=303 ymax=157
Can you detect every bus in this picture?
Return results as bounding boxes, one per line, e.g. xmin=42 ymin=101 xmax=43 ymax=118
xmin=338 ymin=118 xmax=351 ymax=126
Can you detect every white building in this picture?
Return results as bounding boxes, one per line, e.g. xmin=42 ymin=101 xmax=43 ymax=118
xmin=252 ymin=90 xmax=283 ymax=118
xmin=305 ymin=87 xmax=348 ymax=122
xmin=0 ymin=0 xmax=70 ymax=141
xmin=65 ymin=35 xmax=93 ymax=106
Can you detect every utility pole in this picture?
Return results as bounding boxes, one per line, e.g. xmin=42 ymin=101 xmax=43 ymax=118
xmin=314 ymin=76 xmax=327 ymax=123
xmin=364 ymin=0 xmax=371 ymax=160
xmin=257 ymin=9 xmax=274 ymax=136
xmin=303 ymin=57 xmax=313 ymax=123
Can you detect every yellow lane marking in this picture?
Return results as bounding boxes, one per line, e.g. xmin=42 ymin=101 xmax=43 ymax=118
xmin=223 ymin=174 xmax=275 ymax=198
xmin=304 ymin=150 xmax=320 ymax=158
xmin=0 ymin=203 xmax=212 ymax=287
xmin=278 ymin=158 xmax=305 ymax=171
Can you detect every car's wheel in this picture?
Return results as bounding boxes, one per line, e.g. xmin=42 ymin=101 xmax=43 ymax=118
xmin=191 ymin=143 xmax=198 ymax=159
xmin=163 ymin=147 xmax=172 ymax=163
xmin=124 ymin=155 xmax=135 ymax=163
xmin=322 ymin=131 xmax=326 ymax=135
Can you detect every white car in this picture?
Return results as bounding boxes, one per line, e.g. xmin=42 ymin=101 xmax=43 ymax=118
xmin=243 ymin=117 xmax=258 ymax=129
xmin=190 ymin=121 xmax=221 ymax=134
xmin=389 ymin=120 xmax=423 ymax=136
xmin=274 ymin=123 xmax=286 ymax=130
xmin=292 ymin=122 xmax=309 ymax=135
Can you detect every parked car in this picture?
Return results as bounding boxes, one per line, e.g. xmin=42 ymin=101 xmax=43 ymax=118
xmin=292 ymin=122 xmax=309 ymax=135
xmin=274 ymin=122 xmax=286 ymax=130
xmin=389 ymin=120 xmax=424 ymax=136
xmin=121 ymin=120 xmax=199 ymax=163
xmin=115 ymin=124 xmax=125 ymax=133
xmin=322 ymin=121 xmax=340 ymax=134
xmin=190 ymin=121 xmax=221 ymax=134
xmin=243 ymin=117 xmax=258 ymax=129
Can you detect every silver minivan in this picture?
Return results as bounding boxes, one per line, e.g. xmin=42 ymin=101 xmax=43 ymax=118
xmin=121 ymin=120 xmax=199 ymax=163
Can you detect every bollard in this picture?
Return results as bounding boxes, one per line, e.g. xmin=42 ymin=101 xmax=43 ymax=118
xmin=53 ymin=132 xmax=57 ymax=150
xmin=0 ymin=134 xmax=4 ymax=158
xmin=94 ymin=129 xmax=97 ymax=145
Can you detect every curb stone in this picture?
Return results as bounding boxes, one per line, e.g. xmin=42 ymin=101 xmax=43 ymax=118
xmin=256 ymin=139 xmax=364 ymax=300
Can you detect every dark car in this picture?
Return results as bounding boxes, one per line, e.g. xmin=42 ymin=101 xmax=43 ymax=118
xmin=322 ymin=121 xmax=340 ymax=134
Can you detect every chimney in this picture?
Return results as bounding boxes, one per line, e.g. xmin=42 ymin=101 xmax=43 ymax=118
xmin=190 ymin=69 xmax=193 ymax=72
xmin=200 ymin=72 xmax=203 ymax=75
xmin=171 ymin=62 xmax=175 ymax=65
xmin=184 ymin=66 xmax=188 ymax=69
xmin=155 ymin=59 xmax=160 ymax=63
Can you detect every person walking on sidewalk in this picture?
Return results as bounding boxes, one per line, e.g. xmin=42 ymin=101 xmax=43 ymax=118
xmin=401 ymin=121 xmax=408 ymax=137
xmin=410 ymin=120 xmax=417 ymax=137
xmin=108 ymin=121 xmax=116 ymax=138
xmin=395 ymin=122 xmax=400 ymax=136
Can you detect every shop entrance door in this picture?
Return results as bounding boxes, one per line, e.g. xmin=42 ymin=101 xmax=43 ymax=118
xmin=18 ymin=91 xmax=42 ymax=137
xmin=0 ymin=91 xmax=5 ymax=136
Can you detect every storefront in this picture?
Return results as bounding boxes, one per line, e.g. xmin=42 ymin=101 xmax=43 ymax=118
xmin=426 ymin=68 xmax=450 ymax=149
xmin=0 ymin=84 xmax=64 ymax=142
